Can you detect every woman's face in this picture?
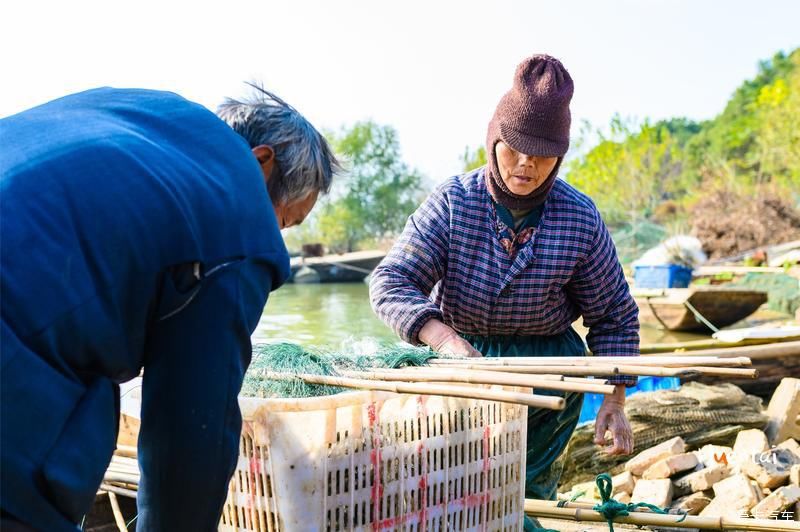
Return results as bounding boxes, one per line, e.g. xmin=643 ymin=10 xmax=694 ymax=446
xmin=494 ymin=141 xmax=558 ymax=196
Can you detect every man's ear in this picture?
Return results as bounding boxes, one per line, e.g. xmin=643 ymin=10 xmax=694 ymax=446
xmin=252 ymin=144 xmax=276 ymax=183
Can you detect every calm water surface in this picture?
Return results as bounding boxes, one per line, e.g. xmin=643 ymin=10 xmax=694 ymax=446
xmin=253 ymin=283 xmax=709 ymax=347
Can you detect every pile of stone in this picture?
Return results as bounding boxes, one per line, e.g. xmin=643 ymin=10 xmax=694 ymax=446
xmin=562 ymin=378 xmax=800 ymax=523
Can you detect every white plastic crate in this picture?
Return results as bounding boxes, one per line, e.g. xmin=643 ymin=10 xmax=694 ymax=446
xmin=220 ymin=386 xmax=528 ymax=531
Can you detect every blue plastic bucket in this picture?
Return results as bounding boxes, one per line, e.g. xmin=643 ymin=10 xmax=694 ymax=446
xmin=634 ymin=264 xmax=692 ymax=288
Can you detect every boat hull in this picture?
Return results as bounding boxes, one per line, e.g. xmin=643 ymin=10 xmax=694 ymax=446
xmin=634 ymin=288 xmax=767 ymax=332
xmin=288 ymin=250 xmax=386 ymax=283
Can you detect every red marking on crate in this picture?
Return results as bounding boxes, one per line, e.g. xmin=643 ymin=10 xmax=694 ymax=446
xmin=368 ymin=401 xmax=384 ymax=520
xmin=374 ymin=512 xmax=417 ymax=529
xmin=415 ymin=396 xmax=429 ymax=531
xmin=480 ymin=425 xmax=492 ymax=532
xmin=247 ymin=457 xmax=257 ymax=512
xmin=451 ymin=492 xmax=490 ymax=509
xmin=418 ymin=444 xmax=428 ymax=532
xmin=249 ymin=455 xmax=261 ymax=475
xmin=372 ymin=492 xmax=492 ymax=530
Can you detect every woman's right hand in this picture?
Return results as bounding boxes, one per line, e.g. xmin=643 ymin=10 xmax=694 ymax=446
xmin=418 ymin=319 xmax=483 ymax=358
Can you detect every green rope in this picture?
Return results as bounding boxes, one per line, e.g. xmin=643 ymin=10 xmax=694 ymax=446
xmin=591 ymin=473 xmax=686 ymax=532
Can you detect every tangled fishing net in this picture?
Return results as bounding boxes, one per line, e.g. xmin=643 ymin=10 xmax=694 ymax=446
xmin=241 ymin=342 xmax=437 ymax=398
xmin=559 ymin=382 xmax=768 ymax=489
xmin=731 ymin=272 xmax=800 ymax=316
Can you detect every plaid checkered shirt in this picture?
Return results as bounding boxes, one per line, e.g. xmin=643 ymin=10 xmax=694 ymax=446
xmin=370 ymin=168 xmax=639 ymax=386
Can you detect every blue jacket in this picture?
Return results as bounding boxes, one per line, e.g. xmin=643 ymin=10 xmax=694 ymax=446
xmin=0 ymin=88 xmax=290 ymax=531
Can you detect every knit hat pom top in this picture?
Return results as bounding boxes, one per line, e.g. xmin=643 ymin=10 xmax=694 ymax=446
xmin=485 ymin=54 xmax=574 ymax=209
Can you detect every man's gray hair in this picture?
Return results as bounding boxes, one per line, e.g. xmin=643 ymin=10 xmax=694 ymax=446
xmin=217 ymin=83 xmax=340 ymax=204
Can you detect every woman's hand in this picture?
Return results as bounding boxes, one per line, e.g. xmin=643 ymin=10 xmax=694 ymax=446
xmin=593 ymin=385 xmax=634 ymax=456
xmin=419 ymin=319 xmax=483 ymax=358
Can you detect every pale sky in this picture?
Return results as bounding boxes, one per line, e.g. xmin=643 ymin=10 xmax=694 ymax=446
xmin=2 ymin=0 xmax=798 ymax=182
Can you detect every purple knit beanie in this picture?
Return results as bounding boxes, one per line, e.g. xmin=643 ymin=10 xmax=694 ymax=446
xmin=486 ymin=54 xmax=574 ymax=209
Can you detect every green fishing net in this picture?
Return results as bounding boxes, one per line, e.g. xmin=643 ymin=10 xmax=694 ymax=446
xmin=610 ymin=220 xmax=668 ymax=265
xmin=241 ymin=342 xmax=437 ymax=398
xmin=730 ymin=272 xmax=800 ymax=315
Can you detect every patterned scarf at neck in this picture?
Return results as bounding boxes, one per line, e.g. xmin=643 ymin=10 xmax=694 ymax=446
xmin=491 ymin=201 xmax=543 ymax=259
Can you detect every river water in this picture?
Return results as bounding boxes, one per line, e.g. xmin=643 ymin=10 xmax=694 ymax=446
xmin=253 ymin=283 xmax=708 ymax=348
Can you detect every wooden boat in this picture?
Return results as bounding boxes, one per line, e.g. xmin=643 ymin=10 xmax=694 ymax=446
xmin=633 ymin=286 xmax=767 ymax=333
xmin=288 ymin=250 xmax=386 ymax=283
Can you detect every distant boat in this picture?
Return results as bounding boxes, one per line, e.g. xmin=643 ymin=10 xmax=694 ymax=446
xmin=633 ymin=286 xmax=768 ymax=333
xmin=288 ymin=250 xmax=386 ymax=283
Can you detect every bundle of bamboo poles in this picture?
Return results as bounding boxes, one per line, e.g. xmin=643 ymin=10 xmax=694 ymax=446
xmin=103 ymin=452 xmax=140 ymax=495
xmin=525 ymin=498 xmax=799 ymax=531
xmin=260 ymin=354 xmax=757 ymax=410
xmin=101 ymin=448 xmax=140 ymax=532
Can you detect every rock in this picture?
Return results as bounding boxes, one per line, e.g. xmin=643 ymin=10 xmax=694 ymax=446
xmin=765 ymin=378 xmax=800 ymax=444
xmin=643 ymin=453 xmax=699 ymax=479
xmin=694 ymin=444 xmax=735 ymax=471
xmin=611 ymin=471 xmax=635 ymax=495
xmin=631 ymin=478 xmax=674 ymax=509
xmin=626 ymin=437 xmax=686 ymax=476
xmin=733 ymin=429 xmax=770 ymax=467
xmin=670 ymin=492 xmax=712 ymax=515
xmin=778 ymin=438 xmax=800 ymax=462
xmin=751 ymin=485 xmax=800 ymax=520
xmin=741 ymin=448 xmax=799 ymax=489
xmin=791 ymin=464 xmax=800 ymax=486
xmin=673 ymin=465 xmax=731 ymax=497
xmin=616 ymin=492 xmax=631 ymax=504
xmin=699 ymin=474 xmax=761 ymax=518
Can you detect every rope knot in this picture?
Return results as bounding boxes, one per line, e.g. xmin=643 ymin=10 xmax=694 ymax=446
xmin=590 ymin=473 xmax=685 ymax=532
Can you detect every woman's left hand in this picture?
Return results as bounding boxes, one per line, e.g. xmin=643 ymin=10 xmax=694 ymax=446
xmin=593 ymin=385 xmax=634 ymax=456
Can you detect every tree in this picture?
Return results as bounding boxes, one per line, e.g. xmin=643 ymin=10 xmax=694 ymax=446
xmin=316 ymin=121 xmax=425 ymax=252
xmin=565 ymin=47 xmax=800 ymax=231
xmin=566 ymin=116 xmax=685 ymax=225
xmin=461 ymin=146 xmax=487 ymax=172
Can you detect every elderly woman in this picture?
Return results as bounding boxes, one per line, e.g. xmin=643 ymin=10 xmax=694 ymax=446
xmin=370 ymin=55 xmax=637 ymax=526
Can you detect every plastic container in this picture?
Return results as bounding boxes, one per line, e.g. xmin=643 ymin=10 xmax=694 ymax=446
xmin=220 ymin=387 xmax=528 ymax=531
xmin=633 ymin=264 xmax=693 ymax=288
xmin=577 ymin=376 xmax=681 ymax=425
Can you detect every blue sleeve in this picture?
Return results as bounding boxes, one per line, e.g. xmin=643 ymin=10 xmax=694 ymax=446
xmin=135 ymin=257 xmax=273 ymax=531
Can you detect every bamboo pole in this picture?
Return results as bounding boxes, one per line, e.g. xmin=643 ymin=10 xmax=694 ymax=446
xmin=101 ymin=483 xmax=139 ymax=499
xmin=524 ymin=499 xmax=799 ymax=531
xmin=104 ymin=471 xmax=140 ymax=485
xmin=425 ymin=364 xmax=758 ymax=379
xmin=563 ymin=376 xmax=608 ymax=385
xmin=260 ymin=371 xmax=565 ymax=410
xmin=508 ymin=373 xmax=611 ymax=384
xmin=106 ymin=491 xmax=128 ymax=532
xmin=428 ymin=355 xmax=752 ymax=367
xmin=107 ymin=464 xmax=140 ymax=476
xmin=115 ymin=444 xmax=138 ymax=459
xmin=640 ymin=336 xmax=800 ymax=353
xmin=340 ymin=368 xmax=616 ymax=394
xmin=425 ymin=364 xmax=623 ymax=376
xmin=658 ymin=340 xmax=800 ymax=361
